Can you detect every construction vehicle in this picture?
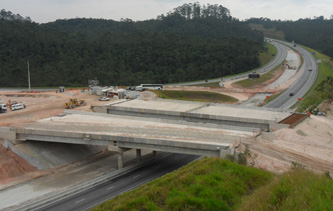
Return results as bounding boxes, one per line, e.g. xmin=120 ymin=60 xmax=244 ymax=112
xmin=65 ymin=98 xmax=86 ymax=109
xmin=0 ymin=104 xmax=7 ymax=113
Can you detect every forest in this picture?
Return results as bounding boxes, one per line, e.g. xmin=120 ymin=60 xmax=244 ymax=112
xmin=0 ymin=4 xmax=264 ymax=87
xmin=247 ymin=17 xmax=333 ymax=57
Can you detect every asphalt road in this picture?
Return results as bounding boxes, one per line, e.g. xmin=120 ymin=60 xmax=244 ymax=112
xmin=265 ymin=40 xmax=318 ymax=109
xmin=34 ymin=153 xmax=199 ymax=211
xmin=169 ymin=40 xmax=287 ymax=86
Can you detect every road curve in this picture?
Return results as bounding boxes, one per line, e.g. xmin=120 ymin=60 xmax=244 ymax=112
xmin=168 ymin=40 xmax=287 ymax=86
xmin=265 ymin=40 xmax=318 ymax=109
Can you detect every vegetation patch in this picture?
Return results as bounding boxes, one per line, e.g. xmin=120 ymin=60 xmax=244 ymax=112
xmin=92 ymin=158 xmax=273 ymax=211
xmin=249 ymin=23 xmax=285 ymax=40
xmin=234 ymin=62 xmax=285 ymax=88
xmin=92 ymin=158 xmax=333 ymax=211
xmin=259 ymin=42 xmax=277 ymax=66
xmin=154 ymin=90 xmax=238 ymax=103
xmin=189 ymin=82 xmax=221 ymax=88
xmin=237 ymin=170 xmax=333 ymax=211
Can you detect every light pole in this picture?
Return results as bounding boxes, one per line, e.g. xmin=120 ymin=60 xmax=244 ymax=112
xmin=28 ymin=61 xmax=31 ymax=92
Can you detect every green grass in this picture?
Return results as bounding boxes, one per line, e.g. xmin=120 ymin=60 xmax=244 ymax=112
xmin=259 ymin=42 xmax=277 ymax=66
xmin=154 ymin=90 xmax=238 ymax=103
xmin=237 ymin=170 xmax=333 ymax=211
xmin=249 ymin=24 xmax=286 ymax=41
xmin=293 ymin=46 xmax=333 ymax=112
xmin=189 ymin=82 xmax=221 ymax=88
xmin=92 ymin=158 xmax=273 ymax=211
xmin=91 ymin=158 xmax=333 ymax=211
xmin=234 ymin=62 xmax=285 ymax=88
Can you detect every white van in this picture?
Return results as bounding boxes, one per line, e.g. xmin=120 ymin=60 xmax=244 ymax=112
xmin=11 ymin=103 xmax=24 ymax=111
xmin=0 ymin=104 xmax=7 ymax=113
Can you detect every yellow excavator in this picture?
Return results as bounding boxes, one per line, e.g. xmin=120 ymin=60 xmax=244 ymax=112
xmin=65 ymin=98 xmax=86 ymax=109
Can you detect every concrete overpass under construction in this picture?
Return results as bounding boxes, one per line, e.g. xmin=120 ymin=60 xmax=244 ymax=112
xmin=0 ymin=99 xmax=292 ymax=169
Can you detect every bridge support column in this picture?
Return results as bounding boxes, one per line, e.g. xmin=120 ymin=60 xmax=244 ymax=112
xmin=117 ymin=147 xmax=132 ymax=169
xmin=219 ymin=147 xmax=229 ymax=159
xmin=136 ymin=149 xmax=141 ymax=163
xmin=118 ymin=148 xmax=124 ymax=169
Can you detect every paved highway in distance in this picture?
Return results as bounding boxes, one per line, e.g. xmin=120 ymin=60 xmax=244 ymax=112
xmin=265 ymin=40 xmax=318 ymax=109
xmin=169 ymin=40 xmax=287 ymax=86
xmin=33 ymin=153 xmax=199 ymax=211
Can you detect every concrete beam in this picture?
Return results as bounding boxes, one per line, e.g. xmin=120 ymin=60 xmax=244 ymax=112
xmin=0 ymin=127 xmax=17 ymax=141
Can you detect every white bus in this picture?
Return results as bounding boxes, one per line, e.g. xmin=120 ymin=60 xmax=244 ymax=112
xmin=137 ymin=84 xmax=163 ymax=90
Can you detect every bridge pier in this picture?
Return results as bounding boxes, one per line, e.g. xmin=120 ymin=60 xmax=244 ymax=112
xmin=116 ymin=147 xmax=132 ymax=169
xmin=136 ymin=149 xmax=141 ymax=163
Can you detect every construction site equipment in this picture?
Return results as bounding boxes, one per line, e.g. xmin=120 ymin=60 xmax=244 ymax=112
xmin=0 ymin=104 xmax=7 ymax=113
xmin=286 ymin=64 xmax=297 ymax=70
xmin=65 ymin=98 xmax=86 ymax=109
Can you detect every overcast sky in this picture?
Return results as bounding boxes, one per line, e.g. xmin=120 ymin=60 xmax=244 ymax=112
xmin=2 ymin=0 xmax=332 ymax=23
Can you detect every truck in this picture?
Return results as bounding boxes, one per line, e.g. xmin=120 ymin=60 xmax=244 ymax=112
xmin=0 ymin=104 xmax=7 ymax=113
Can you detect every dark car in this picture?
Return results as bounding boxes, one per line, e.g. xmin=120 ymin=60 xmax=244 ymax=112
xmin=289 ymin=93 xmax=294 ymax=96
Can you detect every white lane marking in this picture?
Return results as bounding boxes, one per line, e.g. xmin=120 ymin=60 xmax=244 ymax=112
xmin=107 ymin=186 xmax=114 ymax=190
xmin=133 ymin=175 xmax=140 ymax=179
xmin=75 ymin=199 xmax=85 ymax=204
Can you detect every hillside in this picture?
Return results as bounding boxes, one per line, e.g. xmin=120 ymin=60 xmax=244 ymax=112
xmin=247 ymin=17 xmax=333 ymax=57
xmin=0 ymin=4 xmax=264 ymax=87
xmin=92 ymin=158 xmax=333 ymax=211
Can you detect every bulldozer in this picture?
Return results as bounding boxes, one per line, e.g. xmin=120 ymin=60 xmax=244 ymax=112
xmin=65 ymin=98 xmax=86 ymax=109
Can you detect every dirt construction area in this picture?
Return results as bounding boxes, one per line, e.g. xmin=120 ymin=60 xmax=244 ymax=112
xmin=0 ymin=90 xmax=124 ymax=186
xmin=0 ymin=88 xmax=332 ymax=203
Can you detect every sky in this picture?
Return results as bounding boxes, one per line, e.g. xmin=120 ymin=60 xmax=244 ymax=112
xmin=2 ymin=0 xmax=333 ymax=23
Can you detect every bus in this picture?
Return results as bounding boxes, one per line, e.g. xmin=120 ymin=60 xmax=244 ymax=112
xmin=137 ymin=84 xmax=163 ymax=90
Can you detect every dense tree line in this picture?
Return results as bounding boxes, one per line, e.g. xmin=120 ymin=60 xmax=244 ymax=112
xmin=247 ymin=17 xmax=333 ymax=57
xmin=0 ymin=5 xmax=264 ymax=87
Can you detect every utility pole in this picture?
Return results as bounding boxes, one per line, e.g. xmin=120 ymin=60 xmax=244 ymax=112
xmin=28 ymin=61 xmax=31 ymax=92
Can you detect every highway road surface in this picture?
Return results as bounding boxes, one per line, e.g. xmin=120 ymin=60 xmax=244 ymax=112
xmin=265 ymin=40 xmax=318 ymax=109
xmin=169 ymin=40 xmax=287 ymax=86
xmin=33 ymin=153 xmax=199 ymax=211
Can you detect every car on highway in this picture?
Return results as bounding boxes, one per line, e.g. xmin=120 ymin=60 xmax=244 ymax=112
xmin=11 ymin=103 xmax=25 ymax=111
xmin=309 ymin=69 xmax=312 ymax=71
xmin=99 ymin=97 xmax=110 ymax=101
xmin=289 ymin=93 xmax=294 ymax=96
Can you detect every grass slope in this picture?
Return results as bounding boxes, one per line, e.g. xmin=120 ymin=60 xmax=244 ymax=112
xmin=234 ymin=62 xmax=284 ymax=88
xmin=154 ymin=90 xmax=238 ymax=103
xmin=249 ymin=24 xmax=285 ymax=41
xmin=92 ymin=158 xmax=273 ymax=211
xmin=92 ymin=159 xmax=333 ymax=211
xmin=237 ymin=170 xmax=333 ymax=211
